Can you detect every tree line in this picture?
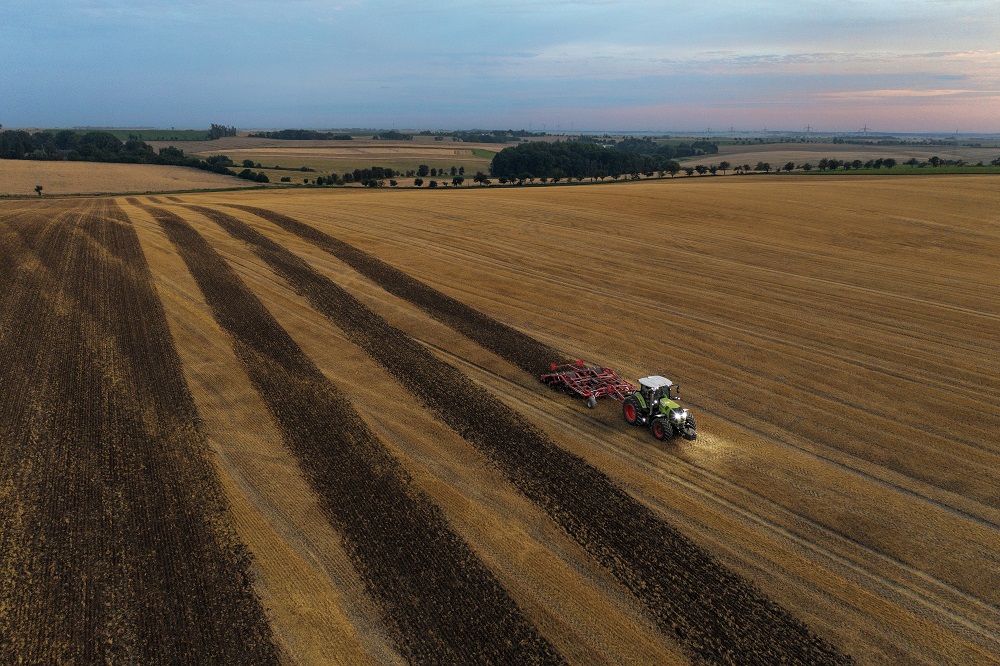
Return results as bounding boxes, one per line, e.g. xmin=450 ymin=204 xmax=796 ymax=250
xmin=247 ymin=129 xmax=354 ymax=140
xmin=207 ymin=124 xmax=237 ymax=139
xmin=489 ymin=140 xmax=690 ymax=182
xmin=0 ymin=129 xmax=267 ymax=182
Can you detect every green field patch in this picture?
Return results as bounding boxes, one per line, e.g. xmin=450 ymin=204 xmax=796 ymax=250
xmin=69 ymin=129 xmax=213 ymax=141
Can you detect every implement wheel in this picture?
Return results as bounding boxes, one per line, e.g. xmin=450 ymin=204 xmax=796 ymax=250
xmin=651 ymin=418 xmax=673 ymax=441
xmin=622 ymin=397 xmax=641 ymax=425
xmin=586 ymin=395 xmax=597 ymax=409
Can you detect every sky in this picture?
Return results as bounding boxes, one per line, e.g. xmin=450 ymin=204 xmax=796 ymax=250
xmin=1 ymin=0 xmax=998 ymax=133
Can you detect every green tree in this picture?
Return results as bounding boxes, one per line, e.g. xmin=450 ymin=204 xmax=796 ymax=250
xmin=417 ymin=164 xmax=430 ymax=177
xmin=34 ymin=185 xmax=43 ymax=197
xmin=783 ymin=161 xmax=795 ymax=172
xmin=718 ymin=160 xmax=731 ymax=174
xmin=208 ymin=123 xmax=237 ymax=139
xmin=414 ymin=178 xmax=424 ymax=187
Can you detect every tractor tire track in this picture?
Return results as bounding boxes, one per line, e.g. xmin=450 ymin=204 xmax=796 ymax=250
xmin=143 ymin=205 xmax=562 ymax=665
xmin=0 ymin=200 xmax=279 ymax=665
xmin=195 ymin=204 xmax=852 ymax=665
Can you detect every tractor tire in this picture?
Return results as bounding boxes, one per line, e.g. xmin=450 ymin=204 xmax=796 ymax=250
xmin=651 ymin=418 xmax=673 ymax=441
xmin=683 ymin=414 xmax=697 ymax=441
xmin=622 ymin=397 xmax=641 ymax=425
xmin=586 ymin=395 xmax=597 ymax=409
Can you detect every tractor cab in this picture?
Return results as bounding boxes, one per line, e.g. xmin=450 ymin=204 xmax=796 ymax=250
xmin=638 ymin=376 xmax=679 ymax=409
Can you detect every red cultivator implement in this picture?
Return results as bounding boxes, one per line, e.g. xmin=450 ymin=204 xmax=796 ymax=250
xmin=540 ymin=360 xmax=636 ymax=409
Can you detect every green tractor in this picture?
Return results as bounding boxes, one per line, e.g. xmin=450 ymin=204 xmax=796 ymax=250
xmin=622 ymin=376 xmax=697 ymax=441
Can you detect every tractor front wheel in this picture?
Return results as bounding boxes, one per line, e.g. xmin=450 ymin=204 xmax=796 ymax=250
xmin=622 ymin=397 xmax=641 ymax=425
xmin=683 ymin=414 xmax=697 ymax=440
xmin=651 ymin=418 xmax=673 ymax=441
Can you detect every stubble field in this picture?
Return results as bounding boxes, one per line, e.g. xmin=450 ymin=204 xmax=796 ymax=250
xmin=0 ymin=159 xmax=255 ymax=196
xmin=0 ymin=176 xmax=997 ymax=664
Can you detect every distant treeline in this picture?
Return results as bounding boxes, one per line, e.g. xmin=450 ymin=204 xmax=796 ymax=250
xmin=372 ymin=131 xmax=411 ymax=140
xmin=489 ymin=139 xmax=715 ymax=181
xmin=208 ymin=123 xmax=238 ymax=139
xmin=419 ymin=129 xmax=546 ymax=143
xmin=0 ymin=129 xmax=267 ymax=182
xmin=247 ymin=129 xmax=354 ymax=140
xmin=612 ymin=137 xmax=719 ymax=159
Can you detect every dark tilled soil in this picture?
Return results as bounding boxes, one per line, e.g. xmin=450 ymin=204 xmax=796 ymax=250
xmin=224 ymin=203 xmax=561 ymax=377
xmin=148 ymin=204 xmax=563 ymax=665
xmin=0 ymin=200 xmax=279 ymax=665
xmin=206 ymin=204 xmax=853 ymax=665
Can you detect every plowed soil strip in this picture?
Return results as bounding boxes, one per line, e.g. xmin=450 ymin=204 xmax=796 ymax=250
xmin=223 ymin=203 xmax=560 ymax=376
xmin=198 ymin=204 xmax=853 ymax=665
xmin=145 ymin=205 xmax=561 ymax=665
xmin=0 ymin=201 xmax=278 ymax=664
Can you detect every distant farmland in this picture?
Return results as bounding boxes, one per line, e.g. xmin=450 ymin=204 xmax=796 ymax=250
xmin=1 ymin=176 xmax=997 ymax=664
xmin=697 ymin=141 xmax=1000 ymax=169
xmin=0 ymin=160 xmax=256 ymax=196
xmin=146 ymin=136 xmax=497 ymax=179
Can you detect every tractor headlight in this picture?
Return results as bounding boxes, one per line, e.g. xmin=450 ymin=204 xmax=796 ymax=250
xmin=672 ymin=410 xmax=685 ymax=422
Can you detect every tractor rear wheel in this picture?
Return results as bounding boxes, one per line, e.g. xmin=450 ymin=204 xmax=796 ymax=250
xmin=651 ymin=418 xmax=673 ymax=440
xmin=622 ymin=397 xmax=641 ymax=425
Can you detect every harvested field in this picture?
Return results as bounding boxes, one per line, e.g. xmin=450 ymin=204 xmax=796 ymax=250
xmin=145 ymin=137 xmax=496 ymax=177
xmin=2 ymin=175 xmax=997 ymax=664
xmin=0 ymin=200 xmax=277 ymax=663
xmin=139 ymin=202 xmax=561 ymax=664
xmin=0 ymin=159 xmax=252 ymax=196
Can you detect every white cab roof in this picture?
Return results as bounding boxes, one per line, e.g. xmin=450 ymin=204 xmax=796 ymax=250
xmin=639 ymin=376 xmax=673 ymax=390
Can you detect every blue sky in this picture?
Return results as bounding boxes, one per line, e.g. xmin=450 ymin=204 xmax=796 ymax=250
xmin=1 ymin=0 xmax=997 ymax=132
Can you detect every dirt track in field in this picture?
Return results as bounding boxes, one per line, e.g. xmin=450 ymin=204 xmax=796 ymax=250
xmin=2 ymin=175 xmax=997 ymax=664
